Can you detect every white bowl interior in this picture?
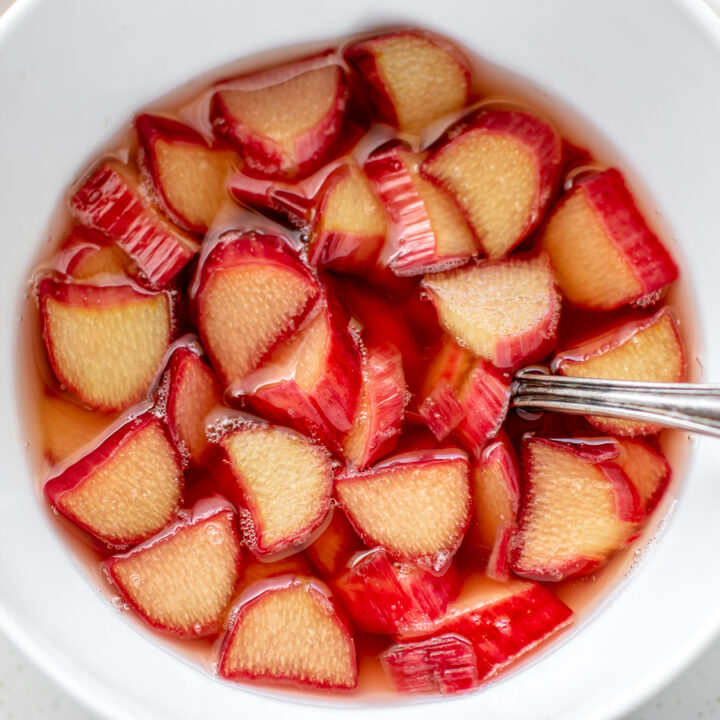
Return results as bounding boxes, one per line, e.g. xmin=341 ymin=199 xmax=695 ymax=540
xmin=2 ymin=1 xmax=720 ymax=718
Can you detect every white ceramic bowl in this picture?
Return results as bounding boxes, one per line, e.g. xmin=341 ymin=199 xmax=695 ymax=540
xmin=2 ymin=0 xmax=720 ymax=718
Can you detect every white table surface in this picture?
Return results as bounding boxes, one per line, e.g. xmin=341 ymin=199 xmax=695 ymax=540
xmin=3 ymin=0 xmax=720 ymax=718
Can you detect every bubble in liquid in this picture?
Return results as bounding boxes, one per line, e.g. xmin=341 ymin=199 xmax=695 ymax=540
xmin=193 ymin=622 xmax=204 ymax=635
xmin=205 ymin=523 xmax=225 ymax=546
xmin=111 ymin=596 xmax=126 ymax=612
xmin=128 ymin=572 xmax=141 ymax=588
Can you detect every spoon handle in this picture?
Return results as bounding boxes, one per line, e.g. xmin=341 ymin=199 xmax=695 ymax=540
xmin=511 ymin=368 xmax=720 ymax=438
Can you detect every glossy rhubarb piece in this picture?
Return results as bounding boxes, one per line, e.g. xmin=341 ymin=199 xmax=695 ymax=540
xmin=511 ymin=437 xmax=643 ymax=581
xmin=541 ymin=168 xmax=678 ymax=310
xmin=218 ymin=576 xmax=357 ymax=689
xmin=343 ymin=341 xmax=407 ymax=469
xmin=212 ymin=422 xmax=333 ymax=557
xmin=345 ymin=30 xmax=470 ymax=133
xmin=70 ymin=159 xmax=197 ymax=286
xmin=554 ymin=309 xmax=686 ymax=435
xmin=421 ymin=110 xmax=562 ymax=258
xmin=193 ymin=232 xmax=320 ymax=389
xmin=305 ymin=508 xmax=365 ymax=581
xmin=364 ymin=143 xmax=476 ymax=276
xmin=156 ymin=342 xmax=223 ymax=465
xmin=235 ymin=553 xmax=315 ymax=595
xmin=422 ymin=253 xmax=560 ymax=370
xmin=105 ymin=498 xmax=242 ymax=636
xmin=336 ymin=450 xmax=472 ymax=571
xmin=333 ymin=547 xmax=458 ymax=634
xmin=57 ymin=226 xmax=134 ymax=281
xmin=44 ymin=413 xmax=183 ymax=548
xmin=243 ymin=298 xmax=362 ymax=451
xmin=211 ymin=57 xmax=348 ymax=180
xmin=421 ymin=575 xmax=573 ymax=680
xmin=469 ymin=436 xmax=520 ymax=580
xmin=307 ymin=162 xmax=387 ymax=273
xmin=617 ymin=439 xmax=671 ymax=513
xmin=381 ymin=634 xmax=479 ymax=695
xmin=38 ymin=276 xmax=173 ymax=412
xmin=419 ymin=339 xmax=510 ymax=448
xmin=136 ymin=113 xmax=236 ymax=233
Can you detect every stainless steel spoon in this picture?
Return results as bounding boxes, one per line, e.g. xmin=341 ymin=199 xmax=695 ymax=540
xmin=511 ymin=367 xmax=720 ymax=438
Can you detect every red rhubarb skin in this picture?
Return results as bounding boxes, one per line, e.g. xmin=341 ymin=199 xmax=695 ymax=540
xmin=210 ymin=55 xmax=349 ymax=181
xmin=344 ymin=30 xmax=471 ymax=129
xmin=38 ymin=276 xmax=175 ymax=413
xmin=510 ymin=437 xmax=644 ymax=581
xmin=193 ymin=231 xmax=321 ymax=389
xmin=54 ymin=226 xmax=133 ymax=279
xmin=421 ymin=110 xmax=562 ymax=256
xmin=570 ymin=168 xmax=679 ymax=305
xmin=104 ymin=499 xmax=242 ymax=637
xmin=381 ymin=633 xmax=480 ymax=695
xmin=135 ymin=113 xmax=235 ymax=234
xmin=44 ymin=413 xmax=184 ymax=548
xmin=217 ymin=574 xmax=358 ymax=689
xmin=70 ymin=160 xmax=197 ymax=287
xmin=210 ymin=423 xmax=334 ymax=558
xmin=336 ymin=449 xmax=473 ymax=569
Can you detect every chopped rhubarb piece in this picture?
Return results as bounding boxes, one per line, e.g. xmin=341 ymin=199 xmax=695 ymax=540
xmin=57 ymin=226 xmax=134 ymax=281
xmin=305 ymin=508 xmax=365 ymax=581
xmin=211 ymin=57 xmax=348 ymax=180
xmin=336 ymin=450 xmax=472 ymax=570
xmin=44 ymin=413 xmax=183 ymax=548
xmin=469 ymin=437 xmax=520 ymax=580
xmin=218 ymin=576 xmax=357 ymax=689
xmin=105 ymin=498 xmax=242 ymax=636
xmin=38 ymin=276 xmax=173 ymax=412
xmin=70 ymin=159 xmax=197 ymax=286
xmin=136 ymin=113 xmax=236 ymax=233
xmin=617 ymin=439 xmax=671 ymax=513
xmin=541 ymin=168 xmax=678 ymax=310
xmin=243 ymin=298 xmax=362 ymax=451
xmin=235 ymin=553 xmax=315 ymax=595
xmin=425 ymin=575 xmax=573 ymax=679
xmin=156 ymin=343 xmax=223 ymax=465
xmin=381 ymin=634 xmax=479 ymax=695
xmin=421 ymin=110 xmax=562 ymax=258
xmin=345 ymin=30 xmax=470 ymax=133
xmin=422 ymin=254 xmax=560 ymax=369
xmin=194 ymin=232 xmax=320 ymax=389
xmin=213 ymin=422 xmax=333 ymax=557
xmin=511 ymin=437 xmax=643 ymax=581
xmin=364 ymin=143 xmax=476 ymax=275
xmin=308 ymin=162 xmax=387 ymax=273
xmin=343 ymin=341 xmax=407 ymax=469
xmin=333 ymin=547 xmax=458 ymax=634
xmin=554 ymin=308 xmax=686 ymax=435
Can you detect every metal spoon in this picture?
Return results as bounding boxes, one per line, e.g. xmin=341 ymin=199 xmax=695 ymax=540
xmin=511 ymin=367 xmax=720 ymax=438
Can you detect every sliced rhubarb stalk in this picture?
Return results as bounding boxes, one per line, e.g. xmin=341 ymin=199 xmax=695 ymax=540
xmin=469 ymin=437 xmax=520 ymax=580
xmin=244 ymin=298 xmax=362 ymax=451
xmin=194 ymin=232 xmax=320 ymax=389
xmin=212 ymin=422 xmax=333 ymax=557
xmin=421 ymin=110 xmax=562 ymax=258
xmin=305 ymin=508 xmax=365 ymax=581
xmin=38 ymin=276 xmax=173 ymax=412
xmin=105 ymin=498 xmax=242 ymax=636
xmin=364 ymin=143 xmax=476 ymax=276
xmin=235 ymin=553 xmax=315 ymax=595
xmin=308 ymin=162 xmax=387 ymax=273
xmin=422 ymin=254 xmax=560 ymax=369
xmin=554 ymin=308 xmax=686 ymax=435
xmin=57 ymin=226 xmax=134 ymax=281
xmin=136 ymin=114 xmax=236 ymax=233
xmin=421 ymin=575 xmax=573 ymax=680
xmin=156 ymin=342 xmax=223 ymax=465
xmin=44 ymin=413 xmax=183 ymax=548
xmin=511 ymin=437 xmax=643 ymax=581
xmin=218 ymin=576 xmax=357 ymax=689
xmin=333 ymin=547 xmax=458 ymax=635
xmin=343 ymin=341 xmax=407 ymax=470
xmin=381 ymin=634 xmax=479 ymax=695
xmin=617 ymin=439 xmax=671 ymax=513
xmin=211 ymin=56 xmax=348 ymax=180
xmin=345 ymin=30 xmax=470 ymax=133
xmin=70 ymin=159 xmax=197 ymax=286
xmin=541 ymin=168 xmax=678 ymax=310
xmin=336 ymin=450 xmax=472 ymax=571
